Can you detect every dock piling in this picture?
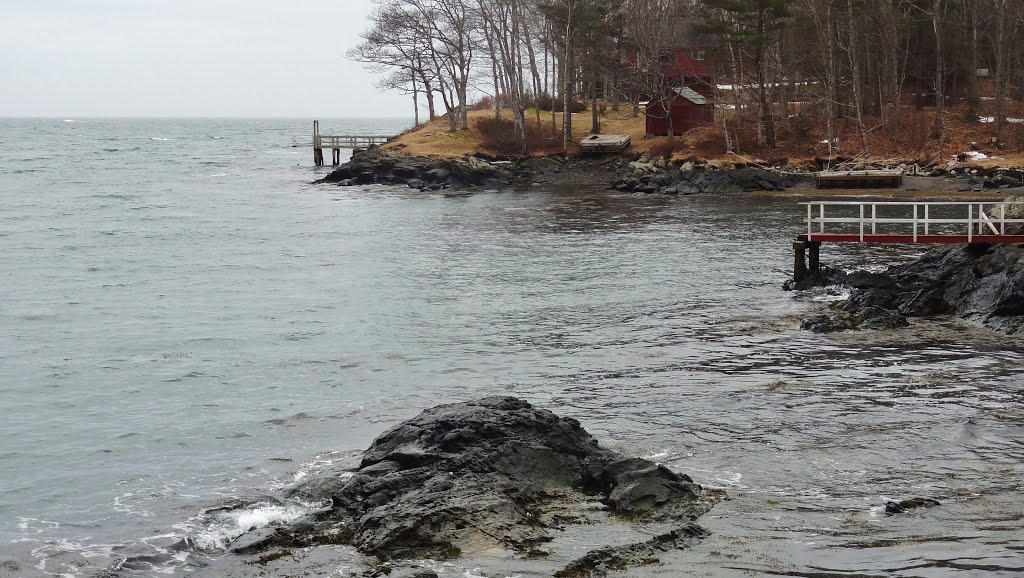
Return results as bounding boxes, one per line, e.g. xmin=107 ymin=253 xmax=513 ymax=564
xmin=793 ymin=240 xmax=807 ymax=282
xmin=808 ymin=242 xmax=821 ymax=274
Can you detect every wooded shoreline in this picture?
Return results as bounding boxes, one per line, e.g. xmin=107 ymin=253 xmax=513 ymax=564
xmin=351 ymin=0 xmax=1024 ymax=162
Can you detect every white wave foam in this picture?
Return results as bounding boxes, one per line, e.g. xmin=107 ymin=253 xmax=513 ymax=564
xmin=190 ymin=502 xmax=322 ymax=551
xmin=150 ymin=137 xmax=173 ymax=141
xmin=275 ymin=450 xmax=355 ymax=489
xmin=811 ymin=285 xmax=851 ymax=303
xmin=29 ymin=538 xmax=123 ymax=576
xmin=63 ymin=119 xmax=76 ymax=123
xmin=18 ymin=517 xmax=61 ymax=533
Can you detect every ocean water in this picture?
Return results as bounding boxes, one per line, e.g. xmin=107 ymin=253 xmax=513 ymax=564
xmin=1 ymin=118 xmax=1022 ymax=577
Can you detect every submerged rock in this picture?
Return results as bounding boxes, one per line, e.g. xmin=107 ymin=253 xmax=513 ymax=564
xmin=885 ymin=497 xmax=941 ymax=515
xmin=799 ymin=313 xmax=856 ymax=333
xmin=554 ymin=525 xmax=710 ymax=577
xmin=226 ymin=397 xmax=712 ymax=573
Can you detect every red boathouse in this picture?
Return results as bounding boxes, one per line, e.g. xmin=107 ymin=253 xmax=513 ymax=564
xmin=645 ymin=85 xmax=713 ymax=136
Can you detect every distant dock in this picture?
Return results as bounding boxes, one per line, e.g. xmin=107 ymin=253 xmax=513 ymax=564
xmin=579 ymin=133 xmax=631 ymax=153
xmin=814 ymin=170 xmax=903 ymax=189
xmin=311 ymin=121 xmax=396 ymax=166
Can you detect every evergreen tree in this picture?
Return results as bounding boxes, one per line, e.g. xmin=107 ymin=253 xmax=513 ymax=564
xmin=698 ymin=0 xmax=793 ymax=148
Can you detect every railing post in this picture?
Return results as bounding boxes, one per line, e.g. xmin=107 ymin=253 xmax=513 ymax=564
xmin=913 ymin=204 xmax=918 ymax=242
xmin=924 ymin=204 xmax=930 ymax=236
xmin=1001 ymin=203 xmax=1006 ymax=235
xmin=968 ymin=204 xmax=973 ymax=243
xmin=807 ymin=204 xmax=812 ymax=239
xmin=819 ymin=204 xmax=825 ymax=234
xmin=859 ymin=204 xmax=865 ymax=242
xmin=871 ymin=204 xmax=877 ymax=234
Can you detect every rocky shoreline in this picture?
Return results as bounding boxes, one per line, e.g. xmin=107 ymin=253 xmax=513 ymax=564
xmin=790 ymin=240 xmax=1024 ymax=335
xmin=316 ymin=148 xmax=811 ymax=194
xmin=316 ymin=147 xmax=1024 ymax=196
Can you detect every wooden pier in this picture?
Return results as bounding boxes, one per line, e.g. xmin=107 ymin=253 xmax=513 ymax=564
xmin=312 ymin=121 xmax=397 ymax=166
xmin=579 ymin=133 xmax=631 ymax=153
xmin=793 ymin=200 xmax=1024 ymax=280
xmin=815 ymin=170 xmax=903 ymax=189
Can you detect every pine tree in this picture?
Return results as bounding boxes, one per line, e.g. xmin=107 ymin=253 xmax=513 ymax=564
xmin=698 ymin=0 xmax=793 ymax=149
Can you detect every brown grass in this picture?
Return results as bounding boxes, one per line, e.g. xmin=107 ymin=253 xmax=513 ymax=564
xmin=382 ymin=101 xmax=1024 ymax=168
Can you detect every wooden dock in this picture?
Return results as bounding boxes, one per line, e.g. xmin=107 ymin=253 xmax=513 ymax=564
xmin=793 ymin=200 xmax=1024 ymax=280
xmin=579 ymin=133 xmax=631 ymax=153
xmin=312 ymin=121 xmax=397 ymax=166
xmin=815 ymin=170 xmax=903 ymax=189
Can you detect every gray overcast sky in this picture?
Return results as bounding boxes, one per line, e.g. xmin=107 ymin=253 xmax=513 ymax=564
xmin=0 ymin=0 xmax=412 ymax=117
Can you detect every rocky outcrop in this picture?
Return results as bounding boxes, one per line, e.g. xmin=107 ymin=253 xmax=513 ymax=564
xmin=224 ymin=397 xmax=713 ymax=574
xmin=315 ymin=149 xmax=530 ymax=190
xmin=612 ymin=157 xmax=809 ymax=195
xmin=792 ymin=243 xmax=1024 ymax=334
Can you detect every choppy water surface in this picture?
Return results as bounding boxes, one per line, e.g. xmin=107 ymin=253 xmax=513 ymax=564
xmin=1 ymin=119 xmax=1021 ymax=577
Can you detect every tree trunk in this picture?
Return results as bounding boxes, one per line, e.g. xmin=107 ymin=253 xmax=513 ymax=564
xmin=411 ymin=71 xmax=420 ymax=126
xmin=966 ymin=0 xmax=979 ymax=118
xmin=825 ymin=0 xmax=837 ymax=151
xmin=591 ymin=51 xmax=600 ymax=133
xmin=520 ymin=8 xmax=544 ymax=127
xmin=932 ymin=0 xmax=945 ymax=141
xmin=552 ymin=45 xmax=558 ymax=132
xmin=994 ymin=0 xmax=1009 ymax=133
xmin=422 ymin=76 xmax=437 ymax=121
xmin=755 ymin=45 xmax=775 ymax=148
xmin=563 ymin=43 xmax=572 ymax=149
xmin=847 ymin=0 xmax=867 ymax=152
xmin=483 ymin=18 xmax=503 ymax=120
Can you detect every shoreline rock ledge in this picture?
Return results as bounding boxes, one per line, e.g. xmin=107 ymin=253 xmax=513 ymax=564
xmin=227 ymin=396 xmax=714 ymax=576
xmin=792 ymin=242 xmax=1024 ymax=334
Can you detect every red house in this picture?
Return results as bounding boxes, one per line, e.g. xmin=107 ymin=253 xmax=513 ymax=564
xmin=637 ymin=21 xmax=715 ymax=136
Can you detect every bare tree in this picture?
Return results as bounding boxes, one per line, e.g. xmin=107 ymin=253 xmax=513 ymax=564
xmin=620 ymin=0 xmax=685 ymax=137
xmin=349 ymin=1 xmax=439 ymax=126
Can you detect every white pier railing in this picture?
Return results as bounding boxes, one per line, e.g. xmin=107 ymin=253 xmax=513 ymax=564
xmin=800 ymin=201 xmax=1024 ymax=243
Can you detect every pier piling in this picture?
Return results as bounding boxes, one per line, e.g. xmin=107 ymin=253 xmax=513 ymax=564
xmin=808 ymin=242 xmax=821 ymax=274
xmin=793 ymin=240 xmax=807 ymax=282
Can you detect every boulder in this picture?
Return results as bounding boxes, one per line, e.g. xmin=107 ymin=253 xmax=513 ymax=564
xmin=226 ymin=397 xmax=711 ymax=569
xmin=857 ymin=306 xmax=909 ymax=330
xmin=423 ymin=168 xmax=451 ymax=183
xmin=799 ymin=313 xmax=855 ymax=333
xmin=628 ymin=161 xmax=659 ymax=174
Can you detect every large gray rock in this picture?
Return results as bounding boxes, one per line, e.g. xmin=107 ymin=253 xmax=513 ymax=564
xmin=226 ymin=397 xmax=711 ymax=569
